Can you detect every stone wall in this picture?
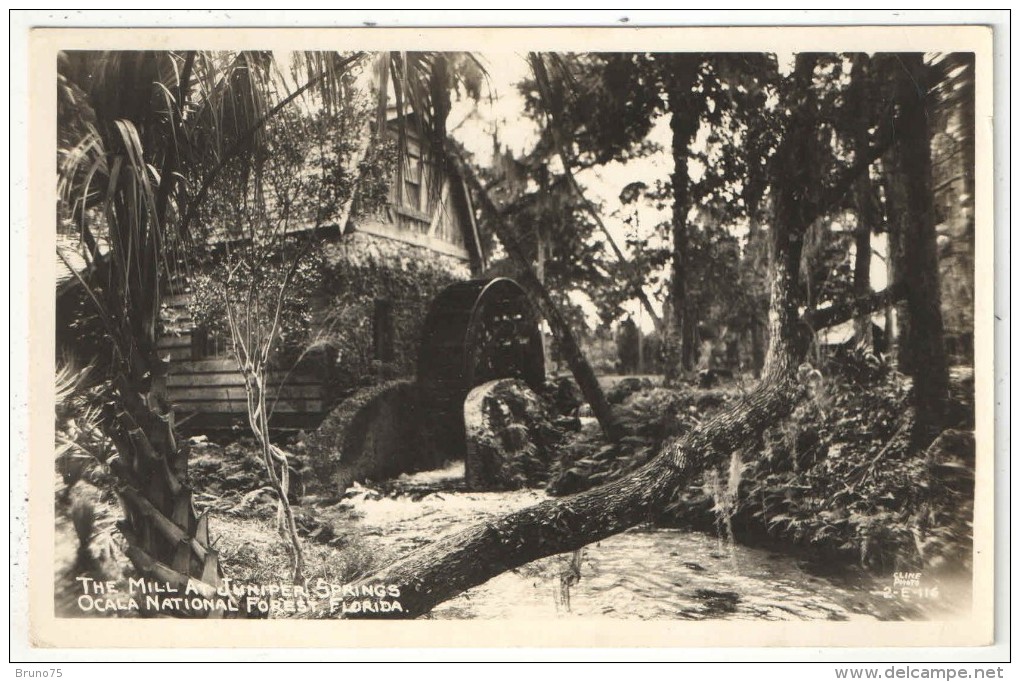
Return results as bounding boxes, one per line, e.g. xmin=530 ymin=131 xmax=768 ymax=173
xmin=305 ymin=379 xmax=442 ymax=494
xmin=309 ymin=231 xmax=468 ymax=403
xmin=463 ymin=379 xmax=555 ymax=490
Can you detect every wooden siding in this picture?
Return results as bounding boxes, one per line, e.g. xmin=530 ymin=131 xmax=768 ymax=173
xmin=359 ymin=124 xmax=474 ymax=261
xmin=354 ymin=217 xmax=472 ymax=261
xmin=167 ymin=356 xmax=325 ymax=428
xmin=160 ymin=299 xmax=326 ymax=432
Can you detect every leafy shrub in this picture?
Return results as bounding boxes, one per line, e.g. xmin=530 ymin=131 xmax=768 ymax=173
xmin=677 ymin=358 xmax=974 ymax=572
xmin=546 ymin=385 xmax=738 ymax=495
xmin=312 ymin=246 xmax=461 ymax=392
xmin=546 ymin=353 xmax=974 ymax=574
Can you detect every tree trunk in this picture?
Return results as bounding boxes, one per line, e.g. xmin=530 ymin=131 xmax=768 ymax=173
xmin=744 ymin=215 xmax=768 ymax=378
xmin=849 ymin=55 xmax=878 ymax=348
xmin=881 ymin=161 xmax=903 ymax=364
xmin=666 ymin=56 xmax=702 ymax=379
xmin=749 ymin=315 xmax=766 ymax=378
xmin=104 ymin=326 xmax=233 ymax=616
xmin=341 ymin=56 xmax=821 ymax=619
xmin=243 ymin=370 xmax=305 ymax=584
xmin=454 ymin=156 xmax=624 ymax=441
xmin=528 ymin=53 xmax=663 ymax=332
xmin=885 ymin=54 xmax=949 ymax=444
xmin=535 ymin=177 xmax=551 ymax=373
xmin=637 ymin=317 xmax=645 ymax=374
xmin=852 ymin=196 xmax=875 ymax=347
xmin=682 ymin=298 xmax=699 ymax=370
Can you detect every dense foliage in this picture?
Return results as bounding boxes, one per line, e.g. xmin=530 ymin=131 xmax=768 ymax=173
xmin=312 ymin=247 xmax=462 ymax=394
xmin=544 ymin=355 xmax=974 ymax=573
xmin=189 ymin=240 xmax=462 ymax=403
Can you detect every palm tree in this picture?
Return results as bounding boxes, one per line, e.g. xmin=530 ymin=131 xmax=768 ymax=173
xmin=57 ymin=50 xmax=363 ymax=614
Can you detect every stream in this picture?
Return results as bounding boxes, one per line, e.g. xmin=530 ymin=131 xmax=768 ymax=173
xmin=322 ymin=464 xmax=971 ymax=621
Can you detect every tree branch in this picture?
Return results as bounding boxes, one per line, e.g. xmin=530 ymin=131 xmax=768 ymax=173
xmin=801 ymin=282 xmax=906 ymax=331
xmin=528 ymin=53 xmax=662 ymax=330
xmin=810 ymin=123 xmax=895 ymax=225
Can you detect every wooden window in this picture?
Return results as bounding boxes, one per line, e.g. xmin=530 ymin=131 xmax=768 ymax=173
xmin=191 ymin=326 xmax=231 ymax=360
xmin=404 ymin=156 xmax=423 ymax=212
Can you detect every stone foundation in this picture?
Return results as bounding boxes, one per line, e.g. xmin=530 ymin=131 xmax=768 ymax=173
xmin=306 ymin=379 xmax=438 ymax=494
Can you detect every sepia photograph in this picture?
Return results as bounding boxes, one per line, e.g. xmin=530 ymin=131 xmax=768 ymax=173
xmin=17 ymin=19 xmax=998 ymax=654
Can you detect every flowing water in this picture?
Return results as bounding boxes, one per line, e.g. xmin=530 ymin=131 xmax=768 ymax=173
xmin=325 ymin=463 xmax=971 ymax=622
xmin=433 ymin=528 xmax=924 ymax=621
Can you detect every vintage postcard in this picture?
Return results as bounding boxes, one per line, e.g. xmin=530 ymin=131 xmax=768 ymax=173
xmin=24 ymin=23 xmax=995 ymax=650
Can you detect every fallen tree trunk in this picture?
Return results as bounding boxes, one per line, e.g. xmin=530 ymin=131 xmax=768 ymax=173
xmin=336 ymin=54 xmax=872 ymax=620
xmin=341 ymin=358 xmax=799 ymax=618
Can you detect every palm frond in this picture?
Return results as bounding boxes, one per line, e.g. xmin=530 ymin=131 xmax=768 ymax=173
xmin=382 ymin=51 xmax=488 ymax=203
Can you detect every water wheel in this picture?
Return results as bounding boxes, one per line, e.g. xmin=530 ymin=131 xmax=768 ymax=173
xmin=417 ymin=278 xmax=545 ymax=459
